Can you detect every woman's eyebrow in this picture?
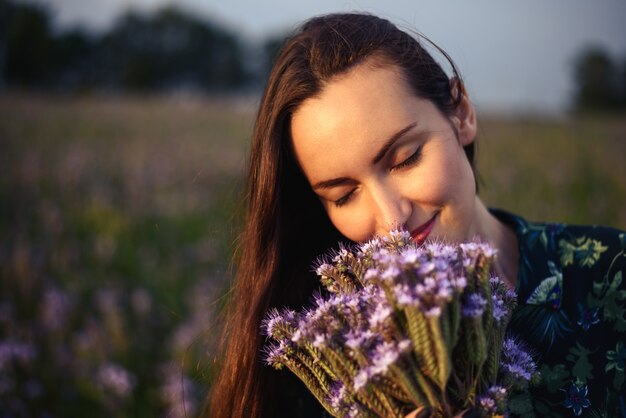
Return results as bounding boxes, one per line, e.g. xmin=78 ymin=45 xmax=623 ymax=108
xmin=312 ymin=176 xmax=352 ymax=191
xmin=311 ymin=121 xmax=418 ymax=191
xmin=371 ymin=121 xmax=418 ymax=164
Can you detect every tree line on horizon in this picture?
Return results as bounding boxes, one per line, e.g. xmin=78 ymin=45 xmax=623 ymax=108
xmin=0 ymin=0 xmax=281 ymax=92
xmin=1 ymin=0 xmax=626 ymax=110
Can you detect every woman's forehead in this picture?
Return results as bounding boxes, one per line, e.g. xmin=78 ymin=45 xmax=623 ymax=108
xmin=291 ymin=65 xmax=416 ymax=144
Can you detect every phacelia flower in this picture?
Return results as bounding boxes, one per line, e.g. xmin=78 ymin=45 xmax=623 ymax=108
xmin=500 ymin=337 xmax=536 ymax=388
xmin=462 ymin=293 xmax=488 ymax=318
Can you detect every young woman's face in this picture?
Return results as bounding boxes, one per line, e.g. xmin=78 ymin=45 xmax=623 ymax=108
xmin=290 ymin=61 xmax=479 ymax=245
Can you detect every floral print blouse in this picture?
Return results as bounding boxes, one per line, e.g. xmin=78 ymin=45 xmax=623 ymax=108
xmin=494 ymin=209 xmax=626 ymax=418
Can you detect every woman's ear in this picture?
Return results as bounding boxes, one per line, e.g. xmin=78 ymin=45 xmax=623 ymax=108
xmin=449 ymin=78 xmax=477 ymax=146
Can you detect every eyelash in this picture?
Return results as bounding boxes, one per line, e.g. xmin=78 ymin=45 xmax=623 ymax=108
xmin=391 ymin=146 xmax=423 ymax=171
xmin=333 ymin=190 xmax=355 ymax=207
xmin=332 ymin=146 xmax=423 ymax=208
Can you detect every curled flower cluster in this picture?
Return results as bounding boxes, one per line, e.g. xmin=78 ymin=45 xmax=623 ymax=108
xmin=262 ymin=233 xmax=535 ymax=418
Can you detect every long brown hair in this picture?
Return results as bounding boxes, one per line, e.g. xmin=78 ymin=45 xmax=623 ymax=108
xmin=207 ymin=13 xmax=473 ymax=418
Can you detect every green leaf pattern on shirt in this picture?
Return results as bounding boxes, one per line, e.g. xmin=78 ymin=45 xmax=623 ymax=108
xmin=558 ymin=236 xmax=608 ymax=268
xmin=490 ymin=209 xmax=626 ymax=418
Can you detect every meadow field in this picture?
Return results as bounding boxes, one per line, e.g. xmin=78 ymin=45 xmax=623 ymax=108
xmin=1 ymin=93 xmax=625 ymax=417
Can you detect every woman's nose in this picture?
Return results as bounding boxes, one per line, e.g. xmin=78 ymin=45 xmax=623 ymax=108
xmin=371 ymin=185 xmax=412 ymax=235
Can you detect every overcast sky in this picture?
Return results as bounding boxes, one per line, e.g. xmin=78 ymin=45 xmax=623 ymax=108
xmin=35 ymin=0 xmax=626 ymax=114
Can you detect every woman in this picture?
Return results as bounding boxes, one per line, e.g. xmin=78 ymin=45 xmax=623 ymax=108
xmin=208 ymin=13 xmax=626 ymax=418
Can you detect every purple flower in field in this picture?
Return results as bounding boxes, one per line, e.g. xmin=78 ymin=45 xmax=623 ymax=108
xmin=97 ymin=362 xmax=136 ymax=398
xmin=40 ymin=287 xmax=72 ymax=332
xmin=0 ymin=301 xmax=14 ymax=324
xmin=160 ymin=364 xmax=199 ymax=418
xmin=562 ymin=381 xmax=591 ymax=416
xmin=131 ymin=288 xmax=152 ymax=317
xmin=0 ymin=340 xmax=37 ymax=368
xmin=500 ymin=338 xmax=536 ymax=388
xmin=461 ymin=293 xmax=487 ymax=318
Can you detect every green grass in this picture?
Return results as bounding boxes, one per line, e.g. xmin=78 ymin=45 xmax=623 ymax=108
xmin=0 ymin=93 xmax=624 ymax=416
xmin=477 ymin=114 xmax=626 ymax=229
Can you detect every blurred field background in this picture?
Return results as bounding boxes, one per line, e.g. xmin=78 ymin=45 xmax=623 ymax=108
xmin=2 ymin=0 xmax=626 ymax=417
xmin=1 ymin=92 xmax=625 ymax=417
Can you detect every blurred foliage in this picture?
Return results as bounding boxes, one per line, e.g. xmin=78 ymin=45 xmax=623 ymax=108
xmin=478 ymin=114 xmax=626 ymax=228
xmin=573 ymin=47 xmax=626 ymax=111
xmin=0 ymin=93 xmax=253 ymax=417
xmin=0 ymin=0 xmax=249 ymax=91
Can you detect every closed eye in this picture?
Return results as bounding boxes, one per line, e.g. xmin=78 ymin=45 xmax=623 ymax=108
xmin=333 ymin=188 xmax=356 ymax=208
xmin=391 ymin=146 xmax=423 ymax=171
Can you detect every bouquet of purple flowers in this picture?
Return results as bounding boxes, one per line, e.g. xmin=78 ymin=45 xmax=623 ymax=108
xmin=262 ymin=231 xmax=537 ymax=417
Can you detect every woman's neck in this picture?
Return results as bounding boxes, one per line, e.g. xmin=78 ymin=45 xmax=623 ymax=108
xmin=472 ymin=198 xmax=519 ymax=290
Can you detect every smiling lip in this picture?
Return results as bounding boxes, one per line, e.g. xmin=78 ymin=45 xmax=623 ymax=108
xmin=410 ymin=213 xmax=438 ymax=245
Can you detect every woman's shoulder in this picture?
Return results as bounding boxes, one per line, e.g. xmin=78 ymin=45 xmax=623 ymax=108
xmin=490 ymin=208 xmax=625 ymax=274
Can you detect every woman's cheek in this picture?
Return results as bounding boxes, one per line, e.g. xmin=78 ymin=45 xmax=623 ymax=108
xmin=329 ymin=208 xmax=372 ymax=243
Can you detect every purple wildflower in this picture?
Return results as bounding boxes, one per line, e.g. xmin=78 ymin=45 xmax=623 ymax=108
xmin=394 ymin=283 xmax=416 ymax=307
xmin=0 ymin=340 xmax=37 ymax=368
xmin=381 ymin=265 xmax=401 ymax=282
xmin=130 ymin=288 xmax=152 ymax=317
xmin=491 ymin=294 xmax=507 ymax=323
xmin=263 ymin=340 xmax=290 ymax=369
xmin=345 ymin=329 xmax=378 ymax=352
xmin=387 ymin=229 xmax=411 ymax=246
xmin=400 ymin=247 xmax=421 ymax=265
xmin=476 ymin=385 xmax=507 ymax=415
xmin=460 ymin=242 xmax=497 ymax=270
xmin=490 ymin=276 xmax=517 ymax=323
xmin=462 ymin=293 xmax=487 ymax=318
xmin=97 ymin=362 xmax=136 ymax=398
xmin=353 ymin=368 xmax=371 ymax=391
xmin=368 ymin=301 xmax=393 ymax=329
xmin=40 ymin=287 xmax=71 ymax=332
xmin=562 ymin=381 xmax=591 ymax=416
xmin=328 ymin=381 xmax=350 ymax=410
xmin=160 ymin=364 xmax=199 ymax=418
xmin=500 ymin=338 xmax=536 ymax=388
xmin=315 ymin=262 xmax=335 ymax=278
xmin=359 ymin=237 xmax=382 ymax=256
xmin=262 ymin=308 xmax=298 ymax=340
xmin=369 ymin=339 xmax=411 ymax=377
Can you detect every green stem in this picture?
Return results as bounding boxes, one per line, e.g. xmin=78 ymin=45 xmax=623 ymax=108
xmin=285 ymin=358 xmax=336 ymax=417
xmin=405 ymin=306 xmax=437 ymax=377
xmin=296 ymin=351 xmax=331 ymax=392
xmin=428 ymin=314 xmax=451 ymax=390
